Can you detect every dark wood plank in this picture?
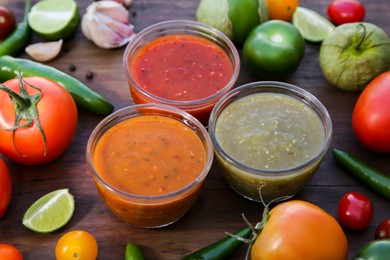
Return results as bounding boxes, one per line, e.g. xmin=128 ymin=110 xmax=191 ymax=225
xmin=1 ymin=0 xmax=389 ymax=259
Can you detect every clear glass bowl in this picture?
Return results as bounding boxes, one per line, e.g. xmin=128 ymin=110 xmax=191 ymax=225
xmin=123 ymin=20 xmax=240 ymax=125
xmin=208 ymin=81 xmax=333 ymax=202
xmin=86 ymin=104 xmax=214 ymax=228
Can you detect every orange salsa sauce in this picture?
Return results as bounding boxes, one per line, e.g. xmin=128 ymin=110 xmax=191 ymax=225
xmin=129 ymin=34 xmax=234 ymax=101
xmin=93 ymin=115 xmax=207 ymax=196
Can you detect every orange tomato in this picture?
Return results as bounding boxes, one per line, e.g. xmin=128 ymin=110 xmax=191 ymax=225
xmin=251 ymin=200 xmax=348 ymax=260
xmin=267 ymin=0 xmax=299 ymax=21
xmin=55 ymin=230 xmax=98 ymax=260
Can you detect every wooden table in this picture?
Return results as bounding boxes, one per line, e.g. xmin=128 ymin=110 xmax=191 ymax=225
xmin=1 ymin=0 xmax=389 ymax=259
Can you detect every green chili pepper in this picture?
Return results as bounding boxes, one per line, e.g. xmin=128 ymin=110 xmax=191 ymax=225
xmin=0 ymin=0 xmax=31 ymax=57
xmin=125 ymin=243 xmax=145 ymax=260
xmin=333 ymin=148 xmax=390 ymax=200
xmin=0 ymin=55 xmax=114 ymax=116
xmin=182 ymin=227 xmax=252 ymax=260
xmin=354 ymin=239 xmax=390 ymax=260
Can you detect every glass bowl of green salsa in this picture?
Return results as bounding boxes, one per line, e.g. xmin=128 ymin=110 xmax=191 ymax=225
xmin=123 ymin=20 xmax=240 ymax=125
xmin=208 ymin=81 xmax=333 ymax=202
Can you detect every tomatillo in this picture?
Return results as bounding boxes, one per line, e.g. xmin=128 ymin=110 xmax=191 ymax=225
xmin=243 ymin=20 xmax=305 ymax=79
xmin=354 ymin=239 xmax=390 ymax=260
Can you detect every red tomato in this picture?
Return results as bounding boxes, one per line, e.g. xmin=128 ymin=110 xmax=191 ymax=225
xmin=0 ymin=6 xmax=16 ymax=41
xmin=0 ymin=158 xmax=11 ymax=219
xmin=251 ymin=200 xmax=348 ymax=260
xmin=375 ymin=219 xmax=390 ymax=239
xmin=0 ymin=244 xmax=23 ymax=260
xmin=338 ymin=192 xmax=373 ymax=230
xmin=0 ymin=76 xmax=78 ymax=165
xmin=327 ymin=0 xmax=365 ymax=25
xmin=352 ymin=71 xmax=390 ymax=153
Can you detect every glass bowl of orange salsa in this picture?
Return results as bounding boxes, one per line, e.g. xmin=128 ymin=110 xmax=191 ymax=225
xmin=86 ymin=104 xmax=213 ymax=228
xmin=208 ymin=81 xmax=333 ymax=203
xmin=123 ymin=20 xmax=240 ymax=125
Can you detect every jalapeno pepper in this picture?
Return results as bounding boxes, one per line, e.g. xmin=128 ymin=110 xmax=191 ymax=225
xmin=0 ymin=55 xmax=114 ymax=116
xmin=182 ymin=227 xmax=251 ymax=260
xmin=333 ymin=148 xmax=390 ymax=200
xmin=0 ymin=0 xmax=31 ymax=57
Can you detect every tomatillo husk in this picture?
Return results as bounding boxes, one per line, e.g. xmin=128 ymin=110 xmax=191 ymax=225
xmin=320 ymin=22 xmax=390 ymax=92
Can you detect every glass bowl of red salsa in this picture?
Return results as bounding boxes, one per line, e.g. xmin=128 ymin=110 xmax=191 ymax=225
xmin=208 ymin=81 xmax=333 ymax=203
xmin=86 ymin=104 xmax=214 ymax=228
xmin=123 ymin=20 xmax=240 ymax=124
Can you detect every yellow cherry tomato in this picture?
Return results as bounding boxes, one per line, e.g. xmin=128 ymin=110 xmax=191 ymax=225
xmin=267 ymin=0 xmax=299 ymax=21
xmin=251 ymin=200 xmax=348 ymax=260
xmin=55 ymin=230 xmax=98 ymax=260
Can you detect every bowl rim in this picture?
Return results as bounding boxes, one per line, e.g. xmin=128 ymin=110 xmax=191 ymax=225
xmin=122 ymin=19 xmax=240 ymax=109
xmin=86 ymin=103 xmax=214 ymax=200
xmin=208 ymin=81 xmax=333 ymax=176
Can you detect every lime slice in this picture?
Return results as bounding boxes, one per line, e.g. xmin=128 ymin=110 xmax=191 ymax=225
xmin=22 ymin=189 xmax=75 ymax=233
xmin=292 ymin=6 xmax=335 ymax=43
xmin=28 ymin=0 xmax=80 ymax=40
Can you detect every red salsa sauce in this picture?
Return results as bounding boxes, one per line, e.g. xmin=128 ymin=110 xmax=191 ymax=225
xmin=129 ymin=34 xmax=234 ymax=101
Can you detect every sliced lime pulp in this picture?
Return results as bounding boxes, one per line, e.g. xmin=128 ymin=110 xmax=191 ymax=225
xmin=22 ymin=189 xmax=75 ymax=233
xmin=28 ymin=0 xmax=80 ymax=40
xmin=292 ymin=6 xmax=335 ymax=43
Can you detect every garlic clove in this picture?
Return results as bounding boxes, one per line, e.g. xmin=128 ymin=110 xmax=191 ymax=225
xmin=25 ymin=40 xmax=63 ymax=62
xmin=101 ymin=0 xmax=133 ymax=8
xmin=94 ymin=1 xmax=130 ymax=24
xmin=81 ymin=1 xmax=136 ymax=49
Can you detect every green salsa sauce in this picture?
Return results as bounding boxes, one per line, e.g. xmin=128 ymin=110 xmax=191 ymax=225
xmin=213 ymin=92 xmax=328 ymax=202
xmin=215 ymin=92 xmax=325 ymax=170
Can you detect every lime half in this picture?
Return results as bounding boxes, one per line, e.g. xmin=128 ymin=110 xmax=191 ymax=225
xmin=292 ymin=6 xmax=335 ymax=43
xmin=28 ymin=0 xmax=80 ymax=40
xmin=22 ymin=189 xmax=75 ymax=233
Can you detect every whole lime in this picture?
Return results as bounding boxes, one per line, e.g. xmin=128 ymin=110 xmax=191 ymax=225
xmin=320 ymin=22 xmax=390 ymax=92
xmin=196 ymin=0 xmax=268 ymax=46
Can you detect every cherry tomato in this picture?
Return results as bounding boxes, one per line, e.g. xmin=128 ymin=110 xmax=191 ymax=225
xmin=266 ymin=0 xmax=299 ymax=21
xmin=375 ymin=219 xmax=390 ymax=239
xmin=352 ymin=71 xmax=390 ymax=153
xmin=0 ymin=6 xmax=16 ymax=41
xmin=0 ymin=244 xmax=23 ymax=260
xmin=0 ymin=76 xmax=78 ymax=165
xmin=327 ymin=0 xmax=365 ymax=25
xmin=251 ymin=200 xmax=348 ymax=260
xmin=0 ymin=158 xmax=11 ymax=219
xmin=56 ymin=230 xmax=98 ymax=260
xmin=338 ymin=192 xmax=373 ymax=230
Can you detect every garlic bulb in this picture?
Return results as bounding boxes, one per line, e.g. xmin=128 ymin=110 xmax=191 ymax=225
xmin=81 ymin=1 xmax=136 ymax=49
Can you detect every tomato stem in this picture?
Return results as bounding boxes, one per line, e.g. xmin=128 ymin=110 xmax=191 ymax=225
xmin=0 ymin=71 xmax=47 ymax=157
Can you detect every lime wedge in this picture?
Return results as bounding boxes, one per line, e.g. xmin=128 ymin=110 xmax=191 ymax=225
xmin=28 ymin=0 xmax=80 ymax=40
xmin=22 ymin=189 xmax=75 ymax=233
xmin=292 ymin=6 xmax=335 ymax=43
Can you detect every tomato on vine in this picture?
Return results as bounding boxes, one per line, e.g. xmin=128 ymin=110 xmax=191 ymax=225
xmin=0 ymin=72 xmax=78 ymax=165
xmin=375 ymin=219 xmax=390 ymax=239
